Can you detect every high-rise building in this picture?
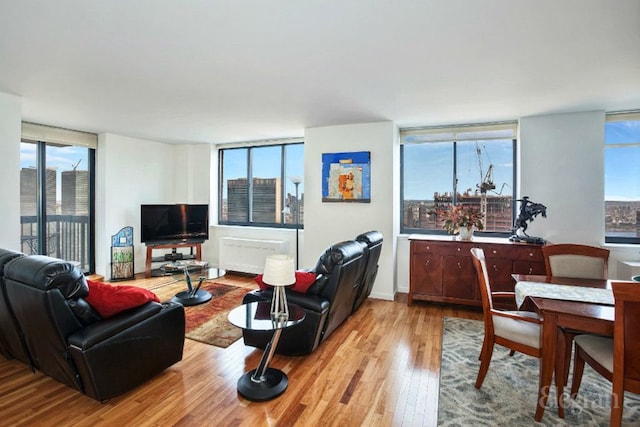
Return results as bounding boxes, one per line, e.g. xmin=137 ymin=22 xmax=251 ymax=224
xmin=20 ymin=167 xmax=57 ymax=215
xmin=227 ymin=177 xmax=282 ymax=223
xmin=61 ymin=170 xmax=89 ymax=214
xmin=252 ymin=178 xmax=282 ymax=223
xmin=227 ymin=178 xmax=248 ymax=222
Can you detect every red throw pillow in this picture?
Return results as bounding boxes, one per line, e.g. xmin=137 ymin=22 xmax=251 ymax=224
xmin=254 ymin=274 xmax=268 ymax=290
xmin=85 ymin=280 xmax=160 ymax=318
xmin=254 ymin=271 xmax=317 ymax=293
xmin=292 ymin=271 xmax=317 ymax=293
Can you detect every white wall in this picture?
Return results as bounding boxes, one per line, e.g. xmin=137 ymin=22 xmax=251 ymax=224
xmin=304 ymin=121 xmax=398 ymax=300
xmin=97 ymin=134 xmax=177 ymax=278
xmin=172 ymin=143 xmax=214 ymax=260
xmin=173 ymin=143 xmax=212 ymax=204
xmin=518 ymin=111 xmax=639 ymax=279
xmin=519 ymin=111 xmax=605 ymax=245
xmin=96 ymin=135 xmax=213 ymax=279
xmin=0 ymin=93 xmax=21 ymax=250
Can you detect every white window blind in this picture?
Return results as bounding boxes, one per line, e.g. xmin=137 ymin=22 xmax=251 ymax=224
xmin=21 ymin=122 xmax=98 ymax=149
xmin=607 ymin=111 xmax=640 ymax=122
xmin=400 ymin=121 xmax=518 ymax=144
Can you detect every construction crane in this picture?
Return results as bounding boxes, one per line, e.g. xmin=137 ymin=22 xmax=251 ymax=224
xmin=72 ymin=159 xmax=82 ymax=170
xmin=476 ymin=143 xmax=495 ymax=228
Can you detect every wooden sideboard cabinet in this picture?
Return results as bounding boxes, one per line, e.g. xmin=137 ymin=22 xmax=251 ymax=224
xmin=408 ymin=235 xmax=545 ymax=306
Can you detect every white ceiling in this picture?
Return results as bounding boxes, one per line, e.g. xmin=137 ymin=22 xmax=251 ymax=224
xmin=1 ymin=0 xmax=639 ymax=144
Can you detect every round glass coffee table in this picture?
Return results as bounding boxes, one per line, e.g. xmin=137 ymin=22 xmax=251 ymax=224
xmin=168 ymin=267 xmax=212 ymax=306
xmin=228 ymin=301 xmax=305 ymax=401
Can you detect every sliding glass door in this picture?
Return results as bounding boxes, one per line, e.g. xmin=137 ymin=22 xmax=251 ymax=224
xmin=19 ymin=140 xmax=95 ymax=273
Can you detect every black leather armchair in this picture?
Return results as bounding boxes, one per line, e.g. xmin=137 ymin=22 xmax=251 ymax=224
xmin=242 ymin=240 xmax=366 ymax=356
xmin=3 ymin=255 xmax=186 ymax=401
xmin=0 ymin=248 xmax=29 ymax=363
xmin=352 ymin=231 xmax=383 ymax=311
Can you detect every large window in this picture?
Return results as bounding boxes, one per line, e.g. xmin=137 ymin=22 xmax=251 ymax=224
xmin=20 ymin=123 xmax=96 ymax=273
xmin=605 ymin=112 xmax=640 ymax=244
xmin=219 ymin=141 xmax=304 ymax=228
xmin=401 ymin=122 xmax=517 ymax=235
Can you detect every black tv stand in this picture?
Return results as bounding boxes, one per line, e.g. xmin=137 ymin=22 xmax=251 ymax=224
xmin=145 ymin=242 xmax=202 ymax=278
xmin=164 ymin=248 xmax=197 ymax=262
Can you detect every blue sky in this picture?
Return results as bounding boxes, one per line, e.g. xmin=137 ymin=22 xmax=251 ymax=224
xmin=403 ymin=140 xmax=514 ymax=201
xmin=604 ymin=120 xmax=640 ymax=201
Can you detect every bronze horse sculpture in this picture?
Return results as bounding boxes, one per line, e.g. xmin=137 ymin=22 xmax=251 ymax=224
xmin=510 ymin=196 xmax=547 ymax=244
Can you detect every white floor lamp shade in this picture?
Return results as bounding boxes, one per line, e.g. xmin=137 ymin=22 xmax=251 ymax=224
xmin=262 ymin=254 xmax=295 ymax=320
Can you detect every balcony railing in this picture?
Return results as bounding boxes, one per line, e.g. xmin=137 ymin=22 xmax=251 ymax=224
xmin=20 ymin=214 xmax=90 ymax=272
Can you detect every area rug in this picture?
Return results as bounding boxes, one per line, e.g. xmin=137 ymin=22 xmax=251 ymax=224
xmin=152 ymin=280 xmax=248 ymax=348
xmin=438 ymin=317 xmax=640 ymax=426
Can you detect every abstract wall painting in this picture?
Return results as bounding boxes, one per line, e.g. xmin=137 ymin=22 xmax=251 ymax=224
xmin=322 ymin=151 xmax=371 ymax=203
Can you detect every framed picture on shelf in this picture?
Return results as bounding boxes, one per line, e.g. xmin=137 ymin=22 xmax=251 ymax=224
xmin=321 ymin=151 xmax=371 ymax=203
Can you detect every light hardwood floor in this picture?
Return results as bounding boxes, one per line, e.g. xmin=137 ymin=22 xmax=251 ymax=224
xmin=0 ymin=273 xmax=482 ymax=426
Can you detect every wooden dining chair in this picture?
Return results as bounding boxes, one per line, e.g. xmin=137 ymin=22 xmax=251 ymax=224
xmin=541 ymin=243 xmax=611 ymax=398
xmin=570 ymin=281 xmax=640 ymax=427
xmin=542 ymin=243 xmax=610 ymax=280
xmin=470 ymin=248 xmax=544 ymax=397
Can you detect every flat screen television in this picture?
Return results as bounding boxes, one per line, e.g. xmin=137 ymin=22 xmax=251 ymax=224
xmin=141 ymin=204 xmax=209 ymax=244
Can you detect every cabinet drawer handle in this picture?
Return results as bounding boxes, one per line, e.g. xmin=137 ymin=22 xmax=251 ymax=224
xmin=529 ymin=267 xmax=533 ymax=274
xmin=493 ymin=265 xmax=498 ymax=271
xmin=426 ymin=246 xmax=430 ymax=250
xmin=492 ymin=250 xmax=497 ymax=254
xmin=457 ymin=248 xmax=461 ymax=252
xmin=529 ymin=253 xmax=534 ymax=257
xmin=425 ymin=260 xmax=430 ymax=268
xmin=457 ymin=262 xmax=462 ymax=269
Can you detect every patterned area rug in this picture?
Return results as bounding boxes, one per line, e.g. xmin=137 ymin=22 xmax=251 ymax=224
xmin=152 ymin=280 xmax=248 ymax=348
xmin=438 ymin=317 xmax=640 ymax=426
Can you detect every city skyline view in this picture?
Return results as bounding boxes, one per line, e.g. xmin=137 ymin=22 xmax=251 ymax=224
xmin=221 ymin=144 xmax=305 ymax=201
xmin=20 ymin=142 xmax=89 ymax=205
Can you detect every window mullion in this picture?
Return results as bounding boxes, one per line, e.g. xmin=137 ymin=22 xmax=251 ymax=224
xmin=248 ymin=148 xmax=253 ymax=223
xmin=36 ymin=141 xmax=47 ymax=255
xmin=452 ymin=141 xmax=458 ymax=205
xmin=281 ymin=146 xmax=286 ymax=225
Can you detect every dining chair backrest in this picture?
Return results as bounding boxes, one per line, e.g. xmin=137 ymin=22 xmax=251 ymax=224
xmin=470 ymin=248 xmax=494 ymax=321
xmin=470 ymin=246 xmax=544 ymax=400
xmin=612 ymin=281 xmax=640 ymax=387
xmin=542 ymin=243 xmax=609 ymax=280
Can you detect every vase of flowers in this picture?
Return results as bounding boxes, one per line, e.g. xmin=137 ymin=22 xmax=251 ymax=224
xmin=443 ymin=205 xmax=484 ymax=240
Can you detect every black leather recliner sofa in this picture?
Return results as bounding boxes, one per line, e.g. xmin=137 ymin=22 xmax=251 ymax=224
xmin=242 ymin=231 xmax=383 ymax=356
xmin=352 ymin=230 xmax=384 ymax=311
xmin=0 ymin=248 xmax=29 ymax=363
xmin=1 ymin=252 xmax=186 ymax=401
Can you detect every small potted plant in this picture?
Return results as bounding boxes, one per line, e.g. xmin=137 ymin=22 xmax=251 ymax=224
xmin=443 ymin=205 xmax=484 ymax=240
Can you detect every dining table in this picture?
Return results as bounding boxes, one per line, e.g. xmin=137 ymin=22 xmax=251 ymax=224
xmin=511 ymin=274 xmax=621 ymax=422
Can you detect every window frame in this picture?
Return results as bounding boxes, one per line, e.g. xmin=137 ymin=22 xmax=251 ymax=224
xmin=604 ymin=111 xmax=640 ymax=245
xmin=218 ymin=140 xmax=304 ymax=229
xmin=20 ymin=125 xmax=97 ymax=273
xmin=400 ymin=122 xmax=518 ymax=237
